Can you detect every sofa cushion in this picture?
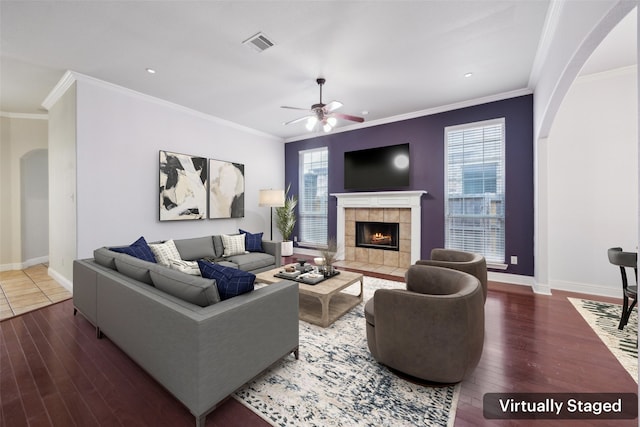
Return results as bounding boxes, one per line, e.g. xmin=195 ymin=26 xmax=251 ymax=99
xmin=149 ymin=268 xmax=220 ymax=307
xmin=226 ymin=252 xmax=275 ymax=272
xmin=197 ymin=260 xmax=255 ymax=301
xmin=212 ymin=235 xmax=225 ymax=258
xmin=110 ymin=236 xmax=157 ymax=263
xmin=221 ymin=234 xmax=246 ymax=257
xmin=169 ymin=259 xmax=201 ymax=276
xmin=94 ymin=247 xmax=118 ymax=269
xmin=114 ymin=254 xmax=157 ymax=285
xmin=149 ymin=240 xmax=181 ymax=266
xmin=174 ymin=236 xmax=216 ymax=260
xmin=239 ymin=229 xmax=264 ymax=252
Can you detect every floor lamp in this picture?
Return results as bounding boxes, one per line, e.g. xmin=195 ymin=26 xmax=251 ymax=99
xmin=259 ymin=189 xmax=285 ymax=241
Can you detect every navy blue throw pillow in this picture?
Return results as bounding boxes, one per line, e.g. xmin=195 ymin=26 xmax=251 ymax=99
xmin=110 ymin=236 xmax=157 ymax=263
xmin=239 ymin=229 xmax=264 ymax=252
xmin=197 ymin=260 xmax=255 ymax=300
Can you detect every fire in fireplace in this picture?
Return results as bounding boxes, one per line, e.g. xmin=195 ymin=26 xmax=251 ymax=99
xmin=355 ymin=221 xmax=399 ymax=251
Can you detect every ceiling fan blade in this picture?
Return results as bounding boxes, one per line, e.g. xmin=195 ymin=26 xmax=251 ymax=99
xmin=283 ymin=115 xmax=313 ymax=126
xmin=324 ymin=100 xmax=343 ymax=112
xmin=281 ymin=105 xmax=311 ymax=111
xmin=332 ymin=112 xmax=365 ymax=123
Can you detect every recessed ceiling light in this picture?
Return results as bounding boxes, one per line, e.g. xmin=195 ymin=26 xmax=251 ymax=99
xmin=146 ymin=68 xmax=156 ymax=74
xmin=464 ymin=72 xmax=473 ymax=78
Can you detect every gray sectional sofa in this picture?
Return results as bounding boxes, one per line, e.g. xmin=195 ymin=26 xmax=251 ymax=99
xmin=72 ymin=234 xmax=299 ymax=427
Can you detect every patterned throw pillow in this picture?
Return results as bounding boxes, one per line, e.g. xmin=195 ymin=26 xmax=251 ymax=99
xmin=239 ymin=229 xmax=264 ymax=252
xmin=149 ymin=240 xmax=181 ymax=266
xmin=169 ymin=259 xmax=201 ymax=275
xmin=197 ymin=260 xmax=255 ymax=300
xmin=110 ymin=236 xmax=157 ymax=263
xmin=221 ymin=234 xmax=247 ymax=257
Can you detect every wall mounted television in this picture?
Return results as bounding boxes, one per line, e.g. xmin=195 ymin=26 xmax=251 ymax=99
xmin=344 ymin=143 xmax=410 ymax=190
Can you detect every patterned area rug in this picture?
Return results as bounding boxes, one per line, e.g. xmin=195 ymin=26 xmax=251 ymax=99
xmin=235 ymin=276 xmax=460 ymax=426
xmin=568 ymin=297 xmax=638 ymax=382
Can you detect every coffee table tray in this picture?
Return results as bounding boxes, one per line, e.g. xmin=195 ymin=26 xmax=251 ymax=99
xmin=274 ymin=270 xmax=340 ymax=285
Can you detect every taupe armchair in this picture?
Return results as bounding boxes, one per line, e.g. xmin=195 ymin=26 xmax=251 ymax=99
xmin=416 ymin=248 xmax=488 ymax=302
xmin=364 ymin=264 xmax=484 ymax=383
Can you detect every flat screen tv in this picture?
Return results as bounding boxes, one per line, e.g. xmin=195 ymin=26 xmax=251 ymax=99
xmin=344 ymin=143 xmax=410 ymax=190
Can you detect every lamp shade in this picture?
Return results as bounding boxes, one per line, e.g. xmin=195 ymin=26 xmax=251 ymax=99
xmin=259 ymin=189 xmax=285 ymax=207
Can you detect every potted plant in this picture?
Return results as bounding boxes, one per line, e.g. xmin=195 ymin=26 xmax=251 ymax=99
xmin=275 ymin=183 xmax=297 ymax=256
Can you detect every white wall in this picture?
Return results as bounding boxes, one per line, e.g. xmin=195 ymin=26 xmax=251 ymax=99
xmin=532 ymin=0 xmax=637 ymax=293
xmin=547 ymin=66 xmax=638 ymax=296
xmin=0 ymin=115 xmax=48 ymax=270
xmin=48 ymin=83 xmax=77 ymax=285
xmin=21 ymin=148 xmax=49 ymax=262
xmin=533 ymin=0 xmax=635 ymax=140
xmin=71 ymin=75 xmax=284 ymax=263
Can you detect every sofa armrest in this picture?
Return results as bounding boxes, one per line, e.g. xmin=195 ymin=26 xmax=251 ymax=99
xmin=262 ymin=240 xmax=282 ymax=267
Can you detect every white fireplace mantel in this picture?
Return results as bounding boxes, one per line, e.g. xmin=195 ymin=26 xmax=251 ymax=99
xmin=331 ymin=191 xmax=427 ymax=264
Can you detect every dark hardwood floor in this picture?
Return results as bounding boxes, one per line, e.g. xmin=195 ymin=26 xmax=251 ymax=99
xmin=1 ymin=262 xmax=637 ymax=426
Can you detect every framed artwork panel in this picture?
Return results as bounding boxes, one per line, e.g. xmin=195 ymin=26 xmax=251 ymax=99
xmin=209 ymin=159 xmax=245 ymax=219
xmin=159 ymin=150 xmax=208 ymax=221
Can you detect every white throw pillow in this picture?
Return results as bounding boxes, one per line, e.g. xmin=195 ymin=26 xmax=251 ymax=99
xmin=221 ymin=234 xmax=247 ymax=257
xmin=168 ymin=259 xmax=201 ymax=276
xmin=149 ymin=240 xmax=181 ymax=266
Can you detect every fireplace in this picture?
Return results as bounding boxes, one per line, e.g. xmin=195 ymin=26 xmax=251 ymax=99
xmin=356 ymin=221 xmax=399 ymax=251
xmin=332 ymin=191 xmax=427 ymax=268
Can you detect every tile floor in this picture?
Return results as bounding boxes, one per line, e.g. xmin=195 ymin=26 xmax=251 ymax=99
xmin=0 ymin=264 xmax=72 ymax=321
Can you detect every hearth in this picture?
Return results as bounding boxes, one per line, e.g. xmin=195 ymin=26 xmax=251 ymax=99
xmin=356 ymin=221 xmax=399 ymax=251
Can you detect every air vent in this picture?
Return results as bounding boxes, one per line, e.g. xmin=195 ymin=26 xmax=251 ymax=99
xmin=242 ymin=32 xmax=275 ymax=52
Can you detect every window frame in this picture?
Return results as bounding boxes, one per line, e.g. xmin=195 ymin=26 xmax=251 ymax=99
xmin=444 ymin=118 xmax=506 ymax=266
xmin=297 ymin=146 xmax=329 ymax=248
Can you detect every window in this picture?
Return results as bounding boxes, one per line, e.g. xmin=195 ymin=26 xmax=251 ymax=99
xmin=445 ymin=118 xmax=505 ymax=264
xmin=298 ymin=147 xmax=328 ymax=247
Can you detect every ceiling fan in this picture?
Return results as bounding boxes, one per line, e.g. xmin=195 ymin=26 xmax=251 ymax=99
xmin=281 ymin=78 xmax=365 ymax=132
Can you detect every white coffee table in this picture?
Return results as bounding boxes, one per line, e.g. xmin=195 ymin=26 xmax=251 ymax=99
xmin=256 ymin=267 xmax=364 ymax=327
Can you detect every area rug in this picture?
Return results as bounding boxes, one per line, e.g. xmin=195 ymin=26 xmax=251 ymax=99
xmin=235 ymin=276 xmax=460 ymax=426
xmin=568 ymin=297 xmax=637 ymax=382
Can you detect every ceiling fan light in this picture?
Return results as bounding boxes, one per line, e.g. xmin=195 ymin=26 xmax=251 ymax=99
xmin=327 ymin=117 xmax=337 ymax=127
xmin=323 ymin=122 xmax=332 ymax=132
xmin=306 ymin=117 xmax=318 ymax=131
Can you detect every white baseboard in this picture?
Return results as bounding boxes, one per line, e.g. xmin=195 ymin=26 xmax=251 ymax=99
xmin=47 ymin=267 xmax=73 ymax=293
xmin=0 ymin=256 xmax=49 ymax=272
xmin=549 ymin=279 xmax=620 ymax=299
xmin=488 ymin=272 xmax=621 ymax=298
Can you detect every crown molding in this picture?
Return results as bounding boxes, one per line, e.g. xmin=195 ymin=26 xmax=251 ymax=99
xmin=0 ymin=111 xmax=48 ymax=120
xmin=42 ymin=70 xmax=283 ymax=142
xmin=528 ymin=0 xmax=565 ymax=89
xmin=41 ymin=70 xmax=77 ymax=111
xmin=575 ymin=63 xmax=637 ymax=83
xmin=284 ymin=87 xmax=533 ymax=143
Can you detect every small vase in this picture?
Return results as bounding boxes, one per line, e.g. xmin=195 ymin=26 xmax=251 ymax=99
xmin=281 ymin=240 xmax=294 ymax=257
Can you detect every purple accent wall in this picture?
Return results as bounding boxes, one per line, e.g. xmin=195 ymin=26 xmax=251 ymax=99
xmin=285 ymin=94 xmax=534 ymax=276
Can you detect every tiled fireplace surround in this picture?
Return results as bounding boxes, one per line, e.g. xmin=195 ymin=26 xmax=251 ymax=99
xmin=332 ymin=191 xmax=427 ymax=276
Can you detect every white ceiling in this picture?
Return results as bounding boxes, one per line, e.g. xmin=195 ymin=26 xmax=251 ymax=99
xmin=1 ymin=1 xmax=636 ymax=140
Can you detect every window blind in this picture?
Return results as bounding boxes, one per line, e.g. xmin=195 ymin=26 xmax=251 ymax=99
xmin=298 ymin=147 xmax=328 ymax=247
xmin=445 ymin=118 xmax=505 ymax=263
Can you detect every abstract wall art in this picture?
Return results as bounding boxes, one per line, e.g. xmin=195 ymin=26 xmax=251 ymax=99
xmin=159 ymin=150 xmax=208 ymax=221
xmin=209 ymin=159 xmax=245 ymax=219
